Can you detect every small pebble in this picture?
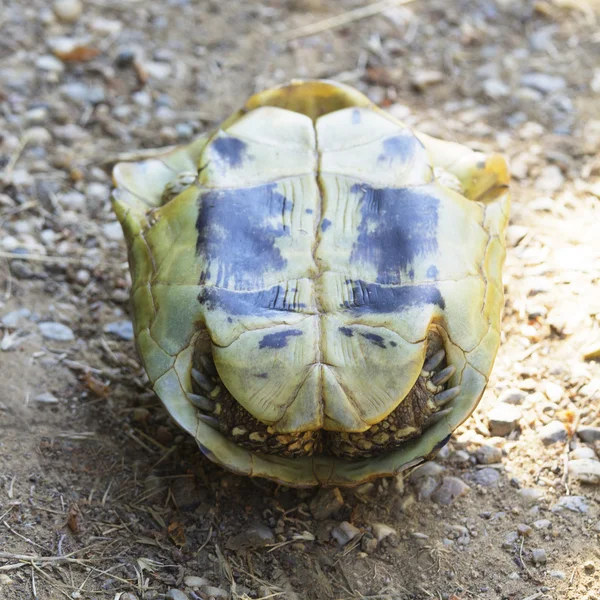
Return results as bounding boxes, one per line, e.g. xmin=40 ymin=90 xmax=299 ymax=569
xmin=371 ymin=523 xmax=397 ymax=542
xmin=570 ymin=447 xmax=597 ymax=460
xmin=535 ymin=165 xmax=564 ymax=193
xmin=115 ymin=48 xmax=136 ymax=68
xmin=483 ymin=78 xmax=510 ymax=98
xmin=543 ymin=381 xmax=563 ymax=403
xmin=551 ymin=495 xmax=589 ymax=514
xmin=568 ymin=459 xmax=600 ymax=484
xmin=415 ymin=475 xmax=438 ymax=501
xmin=104 ymin=320 xmax=134 ymax=341
xmin=39 ymin=322 xmax=75 ymax=342
xmin=431 ymin=477 xmax=470 ymax=506
xmin=532 ymin=519 xmax=551 ymax=530
xmin=487 ymin=404 xmax=522 ymax=437
xmin=1 ymin=308 xmax=31 ymax=327
xmin=166 ymin=591 xmax=189 ymax=600
xmin=469 ymin=468 xmax=500 ymax=487
xmin=517 ymin=524 xmax=532 ymax=537
xmin=59 ymin=191 xmax=86 ymax=212
xmin=532 ymin=548 xmax=547 ymax=566
xmin=26 ymin=127 xmax=52 ymax=146
xmin=474 ymin=445 xmax=502 ymax=464
xmin=584 ymin=561 xmax=595 ymax=574
xmin=502 ymin=531 xmax=518 ymax=548
xmin=35 ymin=392 xmax=59 ymax=404
xmin=36 ymin=55 xmax=64 ymax=73
xmin=75 ymin=269 xmax=90 ymax=285
xmin=498 ymin=388 xmax=527 ymax=405
xmin=520 ymin=72 xmax=566 ymax=93
xmin=310 ymin=488 xmax=344 ymax=520
xmin=577 ymin=427 xmax=600 ymax=444
xmin=102 ymin=222 xmax=124 ymax=241
xmin=411 ymin=69 xmax=444 ymax=90
xmin=201 ymin=586 xmax=228 ymax=598
xmin=538 ymin=420 xmax=568 ymax=446
xmin=184 ymin=576 xmax=209 ymax=588
xmin=53 ymin=0 xmax=83 ymax=22
xmin=120 ymin=594 xmax=139 ymax=600
xmin=517 ymin=488 xmax=545 ymax=506
xmin=549 ymin=570 xmax=566 ymax=579
xmin=86 ymin=182 xmax=110 ymax=204
xmin=132 ymin=407 xmax=150 ymax=422
xmin=226 ymin=522 xmax=274 ymax=550
xmin=408 ymin=461 xmax=446 ymax=481
xmin=361 ymin=535 xmax=378 ymax=554
xmin=331 ymin=521 xmax=360 ymax=546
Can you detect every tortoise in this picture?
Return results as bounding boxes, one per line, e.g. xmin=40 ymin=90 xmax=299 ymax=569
xmin=112 ymin=80 xmax=510 ymax=487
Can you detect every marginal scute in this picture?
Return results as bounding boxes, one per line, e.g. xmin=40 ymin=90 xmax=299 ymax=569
xmin=111 ymin=79 xmax=510 ymax=487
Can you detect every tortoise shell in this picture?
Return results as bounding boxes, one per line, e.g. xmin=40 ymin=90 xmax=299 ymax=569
xmin=112 ymin=80 xmax=510 ymax=486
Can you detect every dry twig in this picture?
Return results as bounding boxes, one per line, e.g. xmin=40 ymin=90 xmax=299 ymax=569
xmin=276 ymin=0 xmax=416 ymax=41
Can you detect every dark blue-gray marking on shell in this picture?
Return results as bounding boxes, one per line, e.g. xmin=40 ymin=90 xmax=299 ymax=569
xmin=427 ymin=265 xmax=439 ymax=279
xmin=211 ymin=136 xmax=247 ymax=168
xmin=258 ymin=329 xmax=303 ymax=349
xmin=198 ymin=285 xmax=306 ymax=315
xmin=342 ymin=280 xmax=445 ymax=313
xmin=350 ymin=184 xmax=439 ymax=285
xmin=196 ymin=184 xmax=291 ymax=289
xmin=351 ymin=108 xmax=361 ymax=124
xmin=321 ymin=218 xmax=332 ymax=232
xmin=339 ymin=327 xmax=353 ymax=337
xmin=377 ymin=134 xmax=420 ymax=166
xmin=360 ymin=332 xmax=386 ymax=349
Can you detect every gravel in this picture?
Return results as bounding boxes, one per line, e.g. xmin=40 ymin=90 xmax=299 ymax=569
xmin=538 ymin=420 xmax=568 ymax=446
xmin=104 ymin=320 xmax=134 ymax=341
xmin=38 ymin=321 xmax=75 ymax=341
xmin=551 ymin=496 xmax=589 ymax=514
xmin=183 ymin=576 xmax=210 ymax=588
xmin=474 ymin=445 xmax=503 ymax=464
xmin=568 ymin=459 xmax=600 ymax=484
xmin=165 ymin=591 xmax=189 ymax=600
xmin=431 ymin=477 xmax=470 ymax=506
xmin=532 ymin=548 xmax=548 ymax=566
xmin=310 ymin=488 xmax=344 ymax=520
xmin=331 ymin=521 xmax=361 ymax=546
xmin=577 ymin=427 xmax=600 ymax=444
xmin=487 ymin=404 xmax=522 ymax=437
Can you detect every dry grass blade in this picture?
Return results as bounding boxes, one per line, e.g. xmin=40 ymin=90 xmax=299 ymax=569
xmin=0 ymin=250 xmax=84 ymax=265
xmin=276 ymin=0 xmax=416 ymax=41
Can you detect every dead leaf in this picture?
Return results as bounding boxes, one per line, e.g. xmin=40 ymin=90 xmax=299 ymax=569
xmin=54 ymin=45 xmax=100 ymax=62
xmin=66 ymin=503 xmax=82 ymax=534
xmin=83 ymin=371 xmax=110 ymax=398
xmin=168 ymin=521 xmax=186 ymax=547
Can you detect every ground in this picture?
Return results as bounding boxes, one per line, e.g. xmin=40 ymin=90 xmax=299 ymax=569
xmin=1 ymin=0 xmax=600 ymax=599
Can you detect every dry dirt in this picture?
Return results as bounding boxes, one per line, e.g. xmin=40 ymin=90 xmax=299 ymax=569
xmin=1 ymin=1 xmax=600 ymax=599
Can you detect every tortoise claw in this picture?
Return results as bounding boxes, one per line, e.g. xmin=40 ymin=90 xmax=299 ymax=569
xmin=192 ymin=368 xmax=217 ymax=394
xmin=187 ymin=392 xmax=215 ymax=412
xmin=434 ymin=386 xmax=461 ymax=407
xmin=425 ymin=407 xmax=453 ymax=427
xmin=199 ymin=354 xmax=218 ymax=378
xmin=424 ymin=349 xmax=445 ymax=372
xmin=197 ymin=413 xmax=219 ymax=427
xmin=430 ymin=365 xmax=456 ymax=387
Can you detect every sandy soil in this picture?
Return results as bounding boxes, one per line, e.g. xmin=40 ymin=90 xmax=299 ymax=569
xmin=1 ymin=1 xmax=600 ymax=599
